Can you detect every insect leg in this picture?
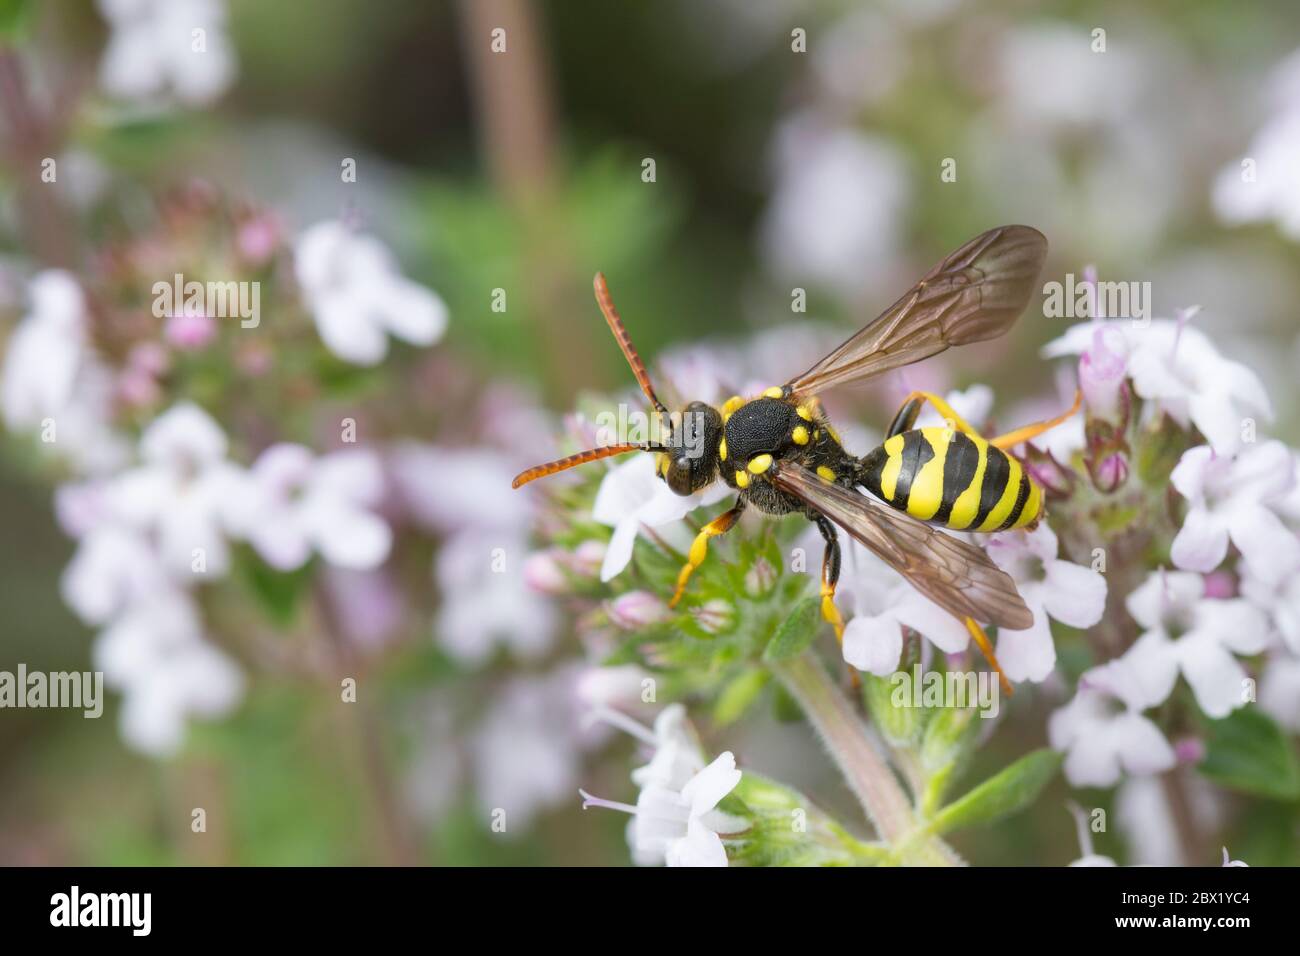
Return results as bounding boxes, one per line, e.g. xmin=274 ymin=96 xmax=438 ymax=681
xmin=964 ymin=617 xmax=1013 ymax=697
xmin=814 ymin=514 xmax=845 ymax=644
xmin=989 ymin=389 xmax=1083 ymax=450
xmin=890 ymin=391 xmax=979 ymax=438
xmin=668 ymin=500 xmax=746 ymax=608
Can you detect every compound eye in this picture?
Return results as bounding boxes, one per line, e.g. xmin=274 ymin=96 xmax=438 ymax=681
xmin=665 ymin=457 xmax=694 ymax=496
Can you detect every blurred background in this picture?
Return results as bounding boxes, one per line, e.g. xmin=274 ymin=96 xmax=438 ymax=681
xmin=1 ymin=0 xmax=1298 ymax=865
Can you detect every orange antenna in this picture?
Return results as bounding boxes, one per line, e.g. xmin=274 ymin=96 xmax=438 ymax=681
xmin=593 ymin=273 xmax=668 ymax=418
xmin=512 ymin=442 xmax=664 ymax=489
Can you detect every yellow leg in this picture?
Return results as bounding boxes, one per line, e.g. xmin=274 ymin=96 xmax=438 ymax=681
xmin=964 ymin=618 xmax=1013 ymax=697
xmin=990 ymin=389 xmax=1083 ymax=450
xmin=898 ymin=390 xmax=979 ymax=437
xmin=669 ymin=504 xmax=744 ymax=607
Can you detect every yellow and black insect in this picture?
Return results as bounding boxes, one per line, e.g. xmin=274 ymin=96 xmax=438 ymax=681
xmin=513 ymin=226 xmax=1080 ymax=692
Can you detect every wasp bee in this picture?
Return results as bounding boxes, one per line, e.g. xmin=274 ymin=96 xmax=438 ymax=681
xmin=513 ymin=226 xmax=1079 ymax=691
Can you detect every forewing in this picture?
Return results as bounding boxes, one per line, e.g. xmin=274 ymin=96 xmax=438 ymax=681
xmin=769 ymin=461 xmax=1034 ymax=630
xmin=786 ymin=225 xmax=1047 ymax=396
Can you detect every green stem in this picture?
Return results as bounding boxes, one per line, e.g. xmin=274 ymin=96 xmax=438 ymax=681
xmin=769 ymin=653 xmax=962 ymax=864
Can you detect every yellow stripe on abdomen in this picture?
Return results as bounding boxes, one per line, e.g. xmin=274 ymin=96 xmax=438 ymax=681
xmin=878 ymin=433 xmax=905 ymax=501
xmin=947 ymin=437 xmax=989 ymax=530
xmin=905 ymin=428 xmax=952 ymax=521
xmin=977 ymin=453 xmax=1025 ymax=532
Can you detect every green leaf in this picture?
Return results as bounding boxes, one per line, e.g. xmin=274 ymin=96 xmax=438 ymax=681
xmin=928 ymin=749 xmax=1061 ymax=836
xmin=0 ymin=0 xmax=32 ymax=40
xmin=761 ymin=597 xmax=821 ymax=662
xmin=713 ymin=669 xmax=770 ymax=725
xmin=239 ymin=550 xmax=314 ymax=629
xmin=1198 ymin=707 xmax=1300 ymax=800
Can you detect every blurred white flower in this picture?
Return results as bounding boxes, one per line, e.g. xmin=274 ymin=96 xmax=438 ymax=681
xmin=434 ymin=529 xmax=557 ymax=664
xmin=1169 ymin=441 xmax=1299 ymax=573
xmin=2 ymin=271 xmax=86 ymax=428
xmin=986 ymin=524 xmax=1107 ymax=683
xmin=1261 ymin=651 xmax=1300 ymax=731
xmin=294 ymin=221 xmax=447 ymax=366
xmin=1049 ymin=655 xmax=1176 ymax=787
xmin=93 ymin=588 xmax=243 ymax=756
xmin=227 ymin=443 xmax=392 ymax=571
xmin=472 ymin=669 xmax=587 ymax=829
xmin=1124 ymin=570 xmax=1269 ymax=719
xmin=97 ymin=0 xmax=236 ymax=107
xmin=583 ymin=749 xmax=746 ymax=867
xmin=1222 ymin=847 xmax=1249 ymax=867
xmin=1044 ymin=317 xmax=1272 ymax=455
xmin=998 ymin=23 xmax=1142 ymax=131
xmin=1116 ymin=772 xmax=1222 ymax=866
xmin=759 ymin=113 xmax=909 ymax=301
xmin=107 ymin=402 xmax=245 ymax=577
xmin=60 ymin=509 xmax=168 ymax=627
xmin=592 ymin=453 xmax=730 ymax=582
xmin=390 ymin=444 xmax=530 ymax=534
xmin=1241 ymin=553 xmax=1300 ymax=654
xmin=1212 ymin=48 xmax=1300 ymax=240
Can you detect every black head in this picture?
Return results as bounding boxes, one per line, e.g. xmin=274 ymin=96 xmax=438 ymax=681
xmin=659 ymin=401 xmax=722 ymax=495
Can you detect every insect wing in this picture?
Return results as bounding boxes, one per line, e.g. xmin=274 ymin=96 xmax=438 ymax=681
xmin=768 ymin=460 xmax=1034 ymax=630
xmin=786 ymin=225 xmax=1048 ymax=397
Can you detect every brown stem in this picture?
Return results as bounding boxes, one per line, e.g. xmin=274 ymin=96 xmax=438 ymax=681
xmin=314 ymin=585 xmax=418 ymax=866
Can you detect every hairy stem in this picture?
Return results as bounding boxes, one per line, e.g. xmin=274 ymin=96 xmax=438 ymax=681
xmin=769 ymin=652 xmax=962 ymax=865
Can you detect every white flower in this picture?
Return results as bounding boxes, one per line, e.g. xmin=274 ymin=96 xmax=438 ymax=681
xmin=1123 ymin=570 xmax=1269 ymax=719
xmin=294 ymin=221 xmax=447 ymax=366
xmin=1222 ymin=847 xmax=1249 ymax=867
xmin=834 ymin=536 xmax=970 ymax=675
xmin=97 ymin=0 xmax=236 ymax=107
xmin=1049 ymin=655 xmax=1176 ymax=788
xmin=1169 ymin=441 xmax=1299 ymax=573
xmin=986 ymin=524 xmax=1107 ymax=683
xmin=759 ymin=112 xmax=909 ymax=301
xmin=582 ymin=749 xmax=746 ymax=868
xmin=1 ymin=271 xmax=86 ymax=429
xmin=1260 ymin=651 xmax=1300 ymax=732
xmin=1116 ymin=773 xmax=1223 ymax=866
xmin=60 ymin=510 xmax=169 ymax=626
xmin=592 ymin=453 xmax=730 ymax=582
xmin=226 ymin=444 xmax=391 ymax=571
xmin=1043 ymin=318 xmax=1272 ymax=455
xmin=471 ymin=668 xmax=587 ymax=829
xmin=93 ymin=588 xmax=243 ymax=756
xmin=107 ymin=402 xmax=245 ymax=577
xmin=1212 ymin=48 xmax=1300 ymax=240
xmin=434 ymin=528 xmax=558 ymax=664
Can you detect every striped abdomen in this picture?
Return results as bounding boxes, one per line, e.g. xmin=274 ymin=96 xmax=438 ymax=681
xmin=859 ymin=427 xmax=1042 ymax=532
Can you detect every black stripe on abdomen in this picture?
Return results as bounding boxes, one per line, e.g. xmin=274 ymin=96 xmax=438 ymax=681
xmin=972 ymin=445 xmax=1010 ymax=528
xmin=998 ymin=474 xmax=1032 ymax=531
xmin=893 ymin=430 xmax=934 ymax=511
xmin=931 ymin=431 xmax=978 ymax=526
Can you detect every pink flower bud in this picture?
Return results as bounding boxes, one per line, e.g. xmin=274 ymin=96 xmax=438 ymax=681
xmin=1092 ymin=452 xmax=1128 ymax=492
xmin=1173 ymin=736 xmax=1205 ymax=764
xmin=1079 ymin=325 xmax=1126 ymax=422
xmin=165 ymin=309 xmax=217 ymax=351
xmin=1201 ymin=570 xmax=1237 ymax=600
xmin=566 ymin=540 xmax=606 ymax=578
xmin=523 ymin=550 xmax=568 ymax=595
xmin=608 ymin=590 xmax=670 ymax=629
xmin=237 ymin=215 xmax=280 ymax=265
